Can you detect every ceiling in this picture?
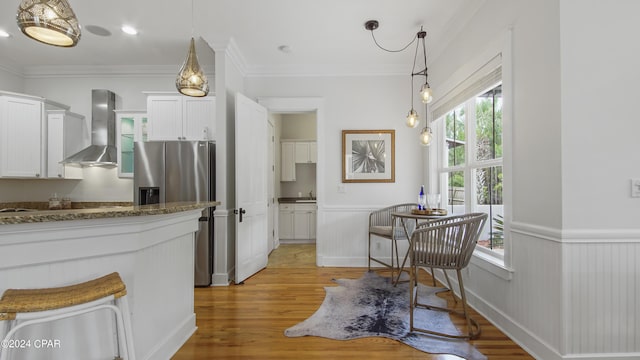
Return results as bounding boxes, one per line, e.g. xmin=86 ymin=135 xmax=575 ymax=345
xmin=0 ymin=0 xmax=480 ymax=76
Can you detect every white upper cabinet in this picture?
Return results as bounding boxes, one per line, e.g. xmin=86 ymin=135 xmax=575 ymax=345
xmin=0 ymin=95 xmax=44 ymax=178
xmin=115 ymin=110 xmax=147 ymax=178
xmin=281 ymin=142 xmax=296 ymax=182
xmin=145 ymin=92 xmax=215 ymax=141
xmin=0 ymin=91 xmax=84 ymax=179
xmin=47 ymin=110 xmax=85 ymax=179
xmin=294 ymin=141 xmax=317 ymax=163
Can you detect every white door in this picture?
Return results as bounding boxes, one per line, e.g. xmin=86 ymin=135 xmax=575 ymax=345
xmin=235 ymin=93 xmax=268 ymax=284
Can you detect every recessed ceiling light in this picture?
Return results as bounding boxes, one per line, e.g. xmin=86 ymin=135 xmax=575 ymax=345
xmin=121 ymin=25 xmax=138 ymax=35
xmin=0 ymin=29 xmax=10 ymax=38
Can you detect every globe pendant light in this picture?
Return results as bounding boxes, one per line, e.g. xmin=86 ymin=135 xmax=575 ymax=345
xmin=419 ymin=127 xmax=432 ymax=146
xmin=406 ymin=108 xmax=419 ymax=128
xmin=420 ymin=83 xmax=433 ymax=104
xmin=176 ymin=37 xmax=209 ymax=97
xmin=16 ymin=0 xmax=81 ymax=47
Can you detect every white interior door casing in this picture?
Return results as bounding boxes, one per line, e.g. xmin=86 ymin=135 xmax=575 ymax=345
xmin=235 ymin=93 xmax=268 ymax=284
xmin=268 ymin=122 xmax=276 ymax=253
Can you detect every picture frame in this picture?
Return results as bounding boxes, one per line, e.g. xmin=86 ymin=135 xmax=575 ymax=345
xmin=342 ymin=129 xmax=395 ymax=183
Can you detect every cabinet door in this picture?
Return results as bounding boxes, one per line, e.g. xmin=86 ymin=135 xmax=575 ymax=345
xmin=279 ymin=208 xmax=295 ymax=240
xmin=0 ymin=97 xmax=43 ymax=178
xmin=116 ymin=113 xmax=136 ymax=178
xmin=147 ymin=96 xmax=183 ymax=140
xmin=294 ymin=142 xmax=317 ymax=163
xmin=294 ymin=142 xmax=309 ymax=163
xmin=293 ymin=210 xmax=310 ymax=240
xmin=183 ymin=97 xmax=215 ymax=140
xmin=280 ymin=142 xmax=296 ymax=181
xmin=308 ymin=142 xmax=317 ymax=163
xmin=295 ymin=204 xmax=316 ymax=240
xmin=47 ymin=111 xmax=84 ymax=179
xmin=309 ymin=210 xmax=317 ymax=239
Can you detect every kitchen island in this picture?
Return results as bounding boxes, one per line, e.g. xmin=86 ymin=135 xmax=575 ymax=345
xmin=0 ymin=201 xmax=218 ymax=360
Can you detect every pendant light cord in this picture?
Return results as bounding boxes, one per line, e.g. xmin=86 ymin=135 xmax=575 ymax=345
xmin=368 ymin=29 xmax=417 ymax=53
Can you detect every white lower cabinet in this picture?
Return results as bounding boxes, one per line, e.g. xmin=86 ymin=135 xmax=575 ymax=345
xmin=279 ymin=204 xmax=295 ymax=240
xmin=279 ymin=203 xmax=316 ymax=241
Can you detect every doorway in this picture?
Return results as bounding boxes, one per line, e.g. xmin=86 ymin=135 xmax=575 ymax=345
xmin=259 ymin=97 xmax=324 ymax=266
xmin=270 ymin=112 xmax=317 ymax=254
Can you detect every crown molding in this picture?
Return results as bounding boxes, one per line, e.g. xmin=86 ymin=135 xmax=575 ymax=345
xmin=0 ymin=62 xmax=24 ymax=77
xmin=245 ymin=63 xmax=407 ymax=78
xmin=21 ymin=65 xmax=181 ymax=78
xmin=207 ymin=37 xmax=249 ymax=77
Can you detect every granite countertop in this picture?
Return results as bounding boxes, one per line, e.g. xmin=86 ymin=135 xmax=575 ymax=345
xmin=278 ymin=197 xmax=317 ymax=203
xmin=0 ymin=201 xmax=220 ymax=225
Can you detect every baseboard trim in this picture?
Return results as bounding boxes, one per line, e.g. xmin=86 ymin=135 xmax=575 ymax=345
xmin=212 ymin=272 xmax=231 ymax=286
xmin=143 ymin=313 xmax=196 ymax=360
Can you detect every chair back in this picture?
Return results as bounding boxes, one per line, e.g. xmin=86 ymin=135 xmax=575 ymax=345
xmin=369 ymin=203 xmax=417 ymax=227
xmin=410 ymin=213 xmax=488 ymax=270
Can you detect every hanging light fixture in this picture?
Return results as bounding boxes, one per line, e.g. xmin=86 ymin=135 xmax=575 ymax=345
xmin=365 ymin=20 xmax=434 ymax=141
xmin=176 ymin=0 xmax=209 ymax=97
xmin=16 ymin=0 xmax=81 ymax=47
xmin=419 ymin=127 xmax=432 ymax=146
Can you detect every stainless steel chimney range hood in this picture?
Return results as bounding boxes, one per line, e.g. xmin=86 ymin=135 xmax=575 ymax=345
xmin=61 ymin=89 xmax=117 ymax=166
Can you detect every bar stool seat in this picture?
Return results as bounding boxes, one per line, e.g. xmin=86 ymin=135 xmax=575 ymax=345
xmin=0 ymin=272 xmax=135 ymax=360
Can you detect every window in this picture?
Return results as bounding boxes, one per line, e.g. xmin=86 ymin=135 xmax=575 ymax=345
xmin=434 ymin=83 xmax=504 ymax=257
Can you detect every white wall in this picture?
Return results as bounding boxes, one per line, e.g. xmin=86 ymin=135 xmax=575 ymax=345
xmin=280 ymin=113 xmax=317 ymax=139
xmin=428 ymin=1 xmax=564 ymax=358
xmin=247 ymin=75 xmax=424 ymax=266
xmin=0 ymin=65 xmax=24 ymax=93
xmin=559 ymin=0 xmax=640 ymax=356
xmin=248 ymin=75 xmax=424 ymax=206
xmin=428 ymin=1 xmax=640 ymax=359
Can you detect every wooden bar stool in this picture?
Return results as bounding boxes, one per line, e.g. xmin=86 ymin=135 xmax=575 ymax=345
xmin=0 ymin=272 xmax=135 ymax=360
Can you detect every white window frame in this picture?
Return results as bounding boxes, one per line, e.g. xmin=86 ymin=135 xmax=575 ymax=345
xmin=435 ymin=92 xmax=503 ymax=258
xmin=425 ymin=29 xmax=514 ymax=280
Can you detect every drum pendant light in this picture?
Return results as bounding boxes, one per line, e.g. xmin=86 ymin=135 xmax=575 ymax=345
xmin=176 ymin=0 xmax=209 ymax=97
xmin=16 ymin=0 xmax=81 ymax=47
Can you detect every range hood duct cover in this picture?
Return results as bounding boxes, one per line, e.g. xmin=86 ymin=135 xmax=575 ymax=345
xmin=61 ymin=89 xmax=117 ymax=166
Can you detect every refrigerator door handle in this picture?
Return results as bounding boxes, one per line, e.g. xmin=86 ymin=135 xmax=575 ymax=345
xmin=234 ymin=208 xmax=247 ymax=222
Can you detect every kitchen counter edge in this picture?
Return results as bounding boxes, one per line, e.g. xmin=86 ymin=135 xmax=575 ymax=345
xmin=0 ymin=201 xmax=220 ymax=225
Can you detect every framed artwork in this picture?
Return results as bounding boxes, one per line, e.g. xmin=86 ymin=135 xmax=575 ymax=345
xmin=342 ymin=129 xmax=395 ymax=183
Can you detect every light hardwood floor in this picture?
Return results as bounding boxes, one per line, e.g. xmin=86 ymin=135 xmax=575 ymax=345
xmin=172 ymin=245 xmax=533 ymax=359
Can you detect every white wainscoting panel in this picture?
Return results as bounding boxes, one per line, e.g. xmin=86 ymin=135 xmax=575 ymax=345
xmin=320 ymin=205 xmax=405 ymax=267
xmin=563 ymin=239 xmax=640 ymax=357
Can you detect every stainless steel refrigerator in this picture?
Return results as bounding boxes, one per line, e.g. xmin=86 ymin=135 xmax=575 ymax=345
xmin=133 ymin=141 xmax=215 ymax=286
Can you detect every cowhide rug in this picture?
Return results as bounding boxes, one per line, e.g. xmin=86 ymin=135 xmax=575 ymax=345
xmin=285 ymin=271 xmax=486 ymax=360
